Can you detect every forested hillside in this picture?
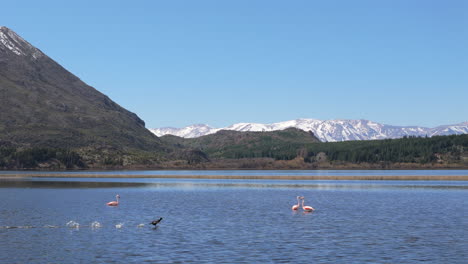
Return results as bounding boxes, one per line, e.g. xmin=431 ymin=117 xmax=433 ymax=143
xmin=304 ymin=134 xmax=467 ymax=165
xmin=162 ymin=133 xmax=468 ymax=169
xmin=2 ymin=131 xmax=467 ymax=170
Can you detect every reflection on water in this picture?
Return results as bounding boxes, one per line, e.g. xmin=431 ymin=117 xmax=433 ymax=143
xmin=1 ymin=169 xmax=468 ymax=176
xmin=1 ymin=177 xmax=468 ymax=190
xmin=0 ymin=179 xmax=148 ymax=188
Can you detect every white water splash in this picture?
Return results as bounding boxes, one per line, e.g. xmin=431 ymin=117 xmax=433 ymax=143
xmin=137 ymin=224 xmax=145 ymax=228
xmin=115 ymin=223 xmax=124 ymax=229
xmin=66 ymin=221 xmax=80 ymax=228
xmin=91 ymin=221 xmax=102 ymax=229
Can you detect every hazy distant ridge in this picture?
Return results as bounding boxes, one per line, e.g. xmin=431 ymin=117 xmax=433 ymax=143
xmin=150 ymin=119 xmax=468 ymax=142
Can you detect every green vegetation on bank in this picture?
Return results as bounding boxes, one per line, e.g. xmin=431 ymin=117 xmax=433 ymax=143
xmin=1 ymin=131 xmax=467 ymax=170
xmin=161 ymin=132 xmax=468 ymax=169
xmin=304 ymin=134 xmax=467 ymax=164
xmin=0 ymin=147 xmax=85 ymax=169
xmin=0 ymin=146 xmax=167 ymax=170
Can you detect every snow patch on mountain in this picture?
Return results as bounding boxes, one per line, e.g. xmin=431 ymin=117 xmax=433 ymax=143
xmin=150 ymin=119 xmax=468 ymax=142
xmin=0 ymin=26 xmax=43 ymax=59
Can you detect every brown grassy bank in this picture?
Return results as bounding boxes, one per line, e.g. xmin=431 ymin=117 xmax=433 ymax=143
xmin=1 ymin=174 xmax=468 ymax=181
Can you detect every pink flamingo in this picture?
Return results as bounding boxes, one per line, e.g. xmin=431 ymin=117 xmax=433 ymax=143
xmin=292 ymin=196 xmax=301 ymax=210
xmin=301 ymin=197 xmax=314 ymax=212
xmin=107 ymin=194 xmax=120 ymax=206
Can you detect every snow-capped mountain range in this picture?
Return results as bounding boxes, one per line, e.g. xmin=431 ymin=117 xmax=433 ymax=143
xmin=150 ymin=119 xmax=468 ymax=142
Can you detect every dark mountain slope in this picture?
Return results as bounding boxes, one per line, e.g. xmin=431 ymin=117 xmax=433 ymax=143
xmin=0 ymin=26 xmax=162 ymax=153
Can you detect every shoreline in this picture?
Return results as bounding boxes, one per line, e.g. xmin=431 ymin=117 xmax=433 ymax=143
xmin=1 ymin=174 xmax=468 ymax=181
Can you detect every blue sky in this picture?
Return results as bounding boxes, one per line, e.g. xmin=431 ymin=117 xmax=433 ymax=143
xmin=3 ymin=0 xmax=467 ymax=128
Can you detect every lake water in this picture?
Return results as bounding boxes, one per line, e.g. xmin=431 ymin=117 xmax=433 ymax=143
xmin=1 ymin=173 xmax=467 ymax=263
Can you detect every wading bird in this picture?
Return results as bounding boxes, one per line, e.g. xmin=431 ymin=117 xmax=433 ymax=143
xmin=151 ymin=217 xmax=163 ymax=226
xmin=107 ymin=194 xmax=120 ymax=206
xmin=301 ymin=197 xmax=314 ymax=212
xmin=292 ymin=196 xmax=301 ymax=210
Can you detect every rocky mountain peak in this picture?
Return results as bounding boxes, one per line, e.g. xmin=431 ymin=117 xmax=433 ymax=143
xmin=0 ymin=26 xmax=161 ymax=151
xmin=0 ymin=26 xmax=44 ymax=59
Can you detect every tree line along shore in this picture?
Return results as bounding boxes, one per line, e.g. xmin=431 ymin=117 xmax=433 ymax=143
xmin=1 ymin=174 xmax=468 ymax=181
xmin=0 ymin=133 xmax=467 ymax=170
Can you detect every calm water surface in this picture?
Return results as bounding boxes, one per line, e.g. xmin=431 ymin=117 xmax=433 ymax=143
xmin=1 ymin=176 xmax=467 ymax=263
